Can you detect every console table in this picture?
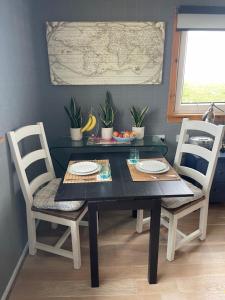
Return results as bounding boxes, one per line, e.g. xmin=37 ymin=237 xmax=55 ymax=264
xmin=50 ymin=135 xmax=168 ymax=174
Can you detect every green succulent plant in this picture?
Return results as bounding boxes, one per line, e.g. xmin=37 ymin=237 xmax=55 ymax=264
xmin=99 ymin=91 xmax=115 ymax=128
xmin=130 ymin=105 xmax=149 ymax=127
xmin=64 ymin=97 xmax=82 ymax=128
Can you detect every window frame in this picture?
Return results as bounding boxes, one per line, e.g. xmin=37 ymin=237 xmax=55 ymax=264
xmin=167 ymin=17 xmax=225 ymax=123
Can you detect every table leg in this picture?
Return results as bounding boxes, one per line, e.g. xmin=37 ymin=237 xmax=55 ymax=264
xmin=132 ymin=210 xmax=137 ymax=218
xmin=148 ymin=200 xmax=161 ymax=284
xmin=88 ymin=202 xmax=99 ymax=287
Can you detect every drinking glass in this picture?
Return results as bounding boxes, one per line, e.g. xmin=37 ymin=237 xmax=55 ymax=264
xmin=129 ymin=148 xmax=139 ymax=164
xmin=99 ymin=161 xmax=111 ymax=180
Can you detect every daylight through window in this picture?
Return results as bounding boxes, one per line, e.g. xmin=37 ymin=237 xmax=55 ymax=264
xmin=175 ymin=30 xmax=225 ymax=113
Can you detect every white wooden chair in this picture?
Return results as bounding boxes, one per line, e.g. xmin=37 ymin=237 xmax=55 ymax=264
xmin=7 ymin=122 xmax=88 ymax=269
xmin=136 ymin=118 xmax=224 ymax=261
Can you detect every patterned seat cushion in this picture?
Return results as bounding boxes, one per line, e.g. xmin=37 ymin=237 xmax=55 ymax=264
xmin=33 ymin=178 xmax=85 ymax=211
xmin=161 ymin=179 xmax=204 ymax=209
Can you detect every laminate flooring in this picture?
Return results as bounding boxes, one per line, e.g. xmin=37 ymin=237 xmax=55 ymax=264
xmin=9 ymin=204 xmax=225 ymax=300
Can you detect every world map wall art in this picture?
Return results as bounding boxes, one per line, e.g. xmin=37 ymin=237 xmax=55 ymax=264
xmin=46 ymin=21 xmax=165 ymax=85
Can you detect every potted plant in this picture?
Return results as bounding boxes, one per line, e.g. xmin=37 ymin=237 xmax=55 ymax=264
xmin=64 ymin=97 xmax=83 ymax=140
xmin=130 ymin=105 xmax=149 ymax=139
xmin=99 ymin=91 xmax=115 ymax=140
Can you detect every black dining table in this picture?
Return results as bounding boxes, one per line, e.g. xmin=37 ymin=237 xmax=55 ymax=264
xmin=55 ymin=151 xmax=193 ymax=287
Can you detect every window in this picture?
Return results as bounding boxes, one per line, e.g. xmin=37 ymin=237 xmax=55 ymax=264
xmin=167 ymin=6 xmax=225 ymax=122
xmin=176 ymin=30 xmax=225 ymax=113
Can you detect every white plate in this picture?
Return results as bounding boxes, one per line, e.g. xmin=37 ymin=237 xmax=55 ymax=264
xmin=138 ymin=163 xmax=166 ymax=172
xmin=68 ymin=161 xmax=100 ymax=175
xmin=70 ymin=164 xmax=102 ymax=176
xmin=135 ymin=163 xmax=170 ymax=174
xmin=136 ymin=160 xmax=168 ymax=172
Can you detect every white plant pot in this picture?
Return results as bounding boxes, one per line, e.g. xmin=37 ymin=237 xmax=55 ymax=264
xmin=101 ymin=127 xmax=113 ymax=140
xmin=132 ymin=126 xmax=145 ymax=140
xmin=70 ymin=128 xmax=83 ymax=141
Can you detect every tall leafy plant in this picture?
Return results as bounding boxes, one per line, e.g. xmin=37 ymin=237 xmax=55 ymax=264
xmin=99 ymin=91 xmax=115 ymax=128
xmin=130 ymin=106 xmax=149 ymax=127
xmin=64 ymin=97 xmax=82 ymax=128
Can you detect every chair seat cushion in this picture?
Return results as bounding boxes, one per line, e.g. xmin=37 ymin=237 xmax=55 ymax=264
xmin=161 ymin=179 xmax=204 ymax=209
xmin=33 ymin=178 xmax=85 ymax=211
xmin=31 ymin=205 xmax=87 ymax=221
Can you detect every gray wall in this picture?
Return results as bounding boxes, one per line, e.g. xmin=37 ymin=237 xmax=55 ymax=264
xmin=34 ymin=0 xmax=225 ymax=159
xmin=0 ymin=0 xmax=42 ymax=297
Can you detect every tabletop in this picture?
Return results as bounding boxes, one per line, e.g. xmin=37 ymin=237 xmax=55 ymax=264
xmin=55 ymin=152 xmax=193 ymax=202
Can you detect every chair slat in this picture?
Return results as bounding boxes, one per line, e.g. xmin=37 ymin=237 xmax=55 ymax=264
xmin=15 ymin=125 xmax=41 ymax=143
xmin=30 ymin=172 xmax=54 ymax=195
xmin=181 ymin=144 xmax=212 ymax=162
xmin=185 ymin=120 xmax=218 ymax=137
xmin=176 ymin=165 xmax=205 ymax=187
xmin=22 ymin=149 xmax=47 ymax=169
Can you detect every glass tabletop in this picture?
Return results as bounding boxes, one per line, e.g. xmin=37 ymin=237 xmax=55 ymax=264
xmin=50 ymin=135 xmax=167 ymax=150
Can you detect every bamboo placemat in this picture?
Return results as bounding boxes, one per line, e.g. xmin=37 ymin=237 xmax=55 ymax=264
xmin=127 ymin=158 xmax=180 ymax=182
xmin=63 ymin=160 xmax=112 ymax=184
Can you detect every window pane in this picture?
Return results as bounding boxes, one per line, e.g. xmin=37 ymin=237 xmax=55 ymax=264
xmin=181 ymin=31 xmax=225 ymax=104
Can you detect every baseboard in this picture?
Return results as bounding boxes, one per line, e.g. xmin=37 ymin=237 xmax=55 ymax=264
xmin=1 ymin=242 xmax=28 ymax=300
xmin=1 ymin=220 xmax=40 ymax=300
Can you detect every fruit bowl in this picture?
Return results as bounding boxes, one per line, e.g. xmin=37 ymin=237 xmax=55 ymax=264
xmin=113 ymin=136 xmax=135 ymax=142
xmin=112 ymin=131 xmax=136 ymax=142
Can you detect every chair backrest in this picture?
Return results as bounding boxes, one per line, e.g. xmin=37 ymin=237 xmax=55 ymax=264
xmin=7 ymin=122 xmax=55 ymax=208
xmin=174 ymin=118 xmax=224 ymax=196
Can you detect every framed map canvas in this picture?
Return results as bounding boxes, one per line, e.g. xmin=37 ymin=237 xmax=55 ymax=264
xmin=46 ymin=22 xmax=165 ymax=85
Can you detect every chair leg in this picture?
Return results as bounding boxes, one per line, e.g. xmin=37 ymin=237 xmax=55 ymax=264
xmin=199 ymin=203 xmax=208 ymax=241
xmin=166 ymin=214 xmax=178 ymax=261
xmin=27 ymin=215 xmax=37 ymax=255
xmin=71 ymin=222 xmax=81 ymax=269
xmin=136 ymin=209 xmax=144 ymax=233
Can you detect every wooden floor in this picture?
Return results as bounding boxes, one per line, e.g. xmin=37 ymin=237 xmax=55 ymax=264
xmin=9 ymin=204 xmax=225 ymax=300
